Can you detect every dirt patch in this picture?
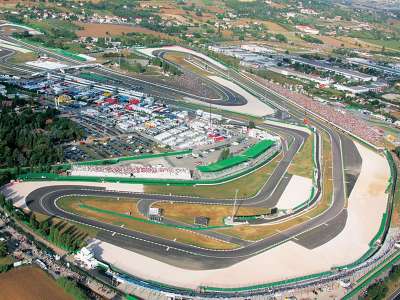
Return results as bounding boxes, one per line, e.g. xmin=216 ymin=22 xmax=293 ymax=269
xmin=261 ymin=21 xmax=289 ymax=33
xmin=0 ymin=266 xmax=72 ymax=300
xmin=383 ymin=93 xmax=400 ymax=102
xmin=153 ymin=202 xmax=267 ymax=226
xmin=59 ymin=196 xmax=238 ymax=250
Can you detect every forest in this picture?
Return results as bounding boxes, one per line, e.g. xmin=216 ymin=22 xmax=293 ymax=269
xmin=0 ymin=108 xmax=84 ymax=168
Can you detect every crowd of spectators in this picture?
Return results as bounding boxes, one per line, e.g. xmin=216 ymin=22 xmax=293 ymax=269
xmin=251 ymin=74 xmax=384 ymax=146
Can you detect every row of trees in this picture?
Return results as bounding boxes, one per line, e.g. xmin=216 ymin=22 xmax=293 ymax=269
xmin=29 ymin=215 xmax=86 ymax=252
xmin=0 ymin=194 xmax=85 ymax=252
xmin=150 ymin=57 xmax=183 ymax=76
xmin=300 ymin=34 xmax=324 ymax=45
xmin=0 ymin=108 xmax=83 ymax=168
xmin=56 ymin=277 xmax=89 ymax=300
xmin=218 ymin=148 xmax=231 ymax=161
xmin=0 ymin=239 xmax=10 ymax=273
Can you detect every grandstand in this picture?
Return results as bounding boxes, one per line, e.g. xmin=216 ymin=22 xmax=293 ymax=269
xmin=70 ymin=165 xmax=192 ymax=180
xmin=197 ymin=139 xmax=276 ymax=173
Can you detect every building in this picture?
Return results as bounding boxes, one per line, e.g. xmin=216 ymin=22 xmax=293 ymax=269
xmin=240 ymin=44 xmax=275 ymax=54
xmin=347 ymin=58 xmax=400 ymax=77
xmin=75 ymin=247 xmax=108 ymax=270
xmin=194 ymin=216 xmax=210 ymax=227
xmin=269 ymin=66 xmax=332 ymax=86
xmin=149 ymin=207 xmax=163 ymax=216
xmin=295 ymin=25 xmax=320 ymax=35
xmin=291 ymin=57 xmax=378 ymax=82
xmin=334 ymin=82 xmax=388 ymax=95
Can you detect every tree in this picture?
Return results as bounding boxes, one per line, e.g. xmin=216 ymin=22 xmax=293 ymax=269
xmin=0 ymin=194 xmax=5 ymax=207
xmin=29 ymin=214 xmax=39 ymax=229
xmin=218 ymin=148 xmax=230 ymax=161
xmin=56 ymin=277 xmax=89 ymax=300
xmin=275 ymin=33 xmax=288 ymax=43
xmin=248 ymin=121 xmax=256 ymax=129
xmin=49 ymin=225 xmax=56 ymax=242
xmin=394 ymin=146 xmax=400 ymax=158
xmin=40 ymin=220 xmax=50 ymax=235
xmin=0 ymin=241 xmax=8 ymax=257
xmin=365 ymin=281 xmax=388 ymax=300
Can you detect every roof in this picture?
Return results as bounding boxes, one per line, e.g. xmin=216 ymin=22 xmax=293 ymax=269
xmin=243 ymin=140 xmax=275 ymax=159
xmin=197 ymin=155 xmax=248 ymax=172
xmin=194 ymin=216 xmax=210 ymax=226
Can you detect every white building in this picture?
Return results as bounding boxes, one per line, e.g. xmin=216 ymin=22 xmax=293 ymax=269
xmin=240 ymin=44 xmax=275 ymax=54
xmin=75 ymin=247 xmax=108 ymax=270
xmin=295 ymin=25 xmax=320 ymax=35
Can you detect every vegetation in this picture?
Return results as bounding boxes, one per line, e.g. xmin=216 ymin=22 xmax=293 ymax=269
xmin=0 ymin=108 xmax=83 ymax=168
xmin=0 ymin=241 xmax=7 ymax=257
xmin=0 ymin=194 xmax=86 ymax=252
xmin=364 ymin=281 xmax=388 ymax=300
xmin=300 ymin=34 xmax=324 ymax=44
xmin=56 ymin=277 xmax=89 ymax=300
xmin=12 ymin=20 xmax=83 ymax=52
xmin=218 ymin=148 xmax=231 ymax=161
xmin=153 ymin=202 xmax=267 ymax=226
xmin=362 ymin=264 xmax=400 ymax=300
xmin=288 ymin=134 xmax=314 ymax=178
xmin=275 ymin=33 xmax=288 ymax=43
xmin=58 ymin=196 xmax=238 ymax=250
xmin=150 ymin=57 xmax=183 ymax=76
xmin=29 ymin=214 xmax=86 ymax=252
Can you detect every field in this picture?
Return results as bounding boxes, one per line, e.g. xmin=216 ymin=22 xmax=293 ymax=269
xmin=0 ymin=266 xmax=72 ymax=300
xmin=144 ymin=152 xmax=283 ymax=199
xmin=361 ymin=38 xmax=400 ymax=51
xmin=76 ymin=23 xmax=178 ymax=40
xmin=153 ymin=202 xmax=268 ymax=226
xmin=9 ymin=52 xmax=38 ymax=64
xmin=58 ymin=196 xmax=238 ymax=250
xmin=163 ymin=52 xmax=214 ymax=77
xmin=58 ymin=196 xmax=142 ymax=217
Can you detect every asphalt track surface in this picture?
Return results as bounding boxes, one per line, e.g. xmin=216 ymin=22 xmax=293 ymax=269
xmin=1 ymin=40 xmax=363 ymax=272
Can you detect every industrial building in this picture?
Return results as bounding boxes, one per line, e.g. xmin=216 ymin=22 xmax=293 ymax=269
xmin=290 ymin=57 xmax=378 ymax=82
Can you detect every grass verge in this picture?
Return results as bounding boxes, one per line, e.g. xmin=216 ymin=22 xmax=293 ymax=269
xmin=57 ymin=196 xmax=238 ymax=250
xmin=287 ymin=134 xmax=314 ymax=178
xmin=152 ymin=202 xmax=268 ymax=226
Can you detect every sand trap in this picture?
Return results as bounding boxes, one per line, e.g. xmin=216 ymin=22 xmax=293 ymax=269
xmin=276 ymin=175 xmax=313 ymax=210
xmin=207 ymin=75 xmax=274 ymax=117
xmin=1 ymin=181 xmax=144 ymax=209
xmin=137 ymin=46 xmax=227 ymax=70
xmin=26 ymin=60 xmax=68 ymax=70
xmin=86 ymin=142 xmax=390 ymax=289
